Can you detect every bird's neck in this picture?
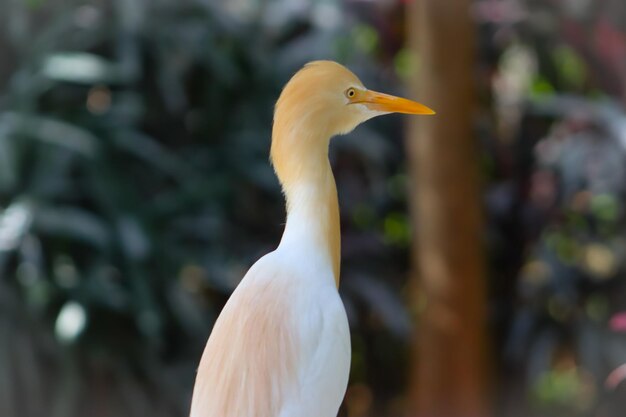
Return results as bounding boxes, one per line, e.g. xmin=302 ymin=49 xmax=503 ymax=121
xmin=271 ymin=129 xmax=341 ymax=286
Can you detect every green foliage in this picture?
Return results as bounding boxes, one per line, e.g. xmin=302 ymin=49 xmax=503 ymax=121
xmin=0 ymin=0 xmax=413 ymax=415
xmin=552 ymin=45 xmax=587 ymax=90
xmin=1 ymin=0 xmax=285 ymax=348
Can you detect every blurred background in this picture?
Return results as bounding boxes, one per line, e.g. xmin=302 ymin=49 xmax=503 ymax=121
xmin=1 ymin=0 xmax=626 ymax=416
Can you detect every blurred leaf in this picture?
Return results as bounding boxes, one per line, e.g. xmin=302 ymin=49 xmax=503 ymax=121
xmin=112 ymin=130 xmax=188 ymax=180
xmin=530 ymin=75 xmax=556 ymax=96
xmin=2 ymin=112 xmax=98 ymax=157
xmin=33 ymin=206 xmax=110 ymax=248
xmin=352 ymin=24 xmax=379 ymax=55
xmin=394 ymin=48 xmax=418 ymax=80
xmin=55 ymin=301 xmax=88 ymax=343
xmin=591 ymin=194 xmax=619 ymax=223
xmin=532 ymin=367 xmax=595 ymax=412
xmin=0 ymin=201 xmax=33 ymax=251
xmin=383 ymin=212 xmax=411 ymax=247
xmin=117 ymin=217 xmax=150 ymax=261
xmin=0 ymin=127 xmax=18 ymax=192
xmin=553 ymin=45 xmax=587 ymax=89
xmin=0 ymin=321 xmax=16 ymax=417
xmin=42 ymin=52 xmax=125 ymax=85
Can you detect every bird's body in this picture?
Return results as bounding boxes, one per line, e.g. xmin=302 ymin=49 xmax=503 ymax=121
xmin=190 ymin=248 xmax=350 ymax=417
xmin=189 ymin=61 xmax=433 ymax=417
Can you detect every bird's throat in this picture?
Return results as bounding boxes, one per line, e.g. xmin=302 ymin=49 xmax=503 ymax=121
xmin=272 ymin=132 xmax=341 ymax=286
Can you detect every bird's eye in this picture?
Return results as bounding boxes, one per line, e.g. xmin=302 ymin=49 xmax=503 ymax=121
xmin=345 ymin=88 xmax=356 ymax=99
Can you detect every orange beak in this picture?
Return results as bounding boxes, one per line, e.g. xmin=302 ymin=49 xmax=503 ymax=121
xmin=359 ymin=90 xmax=435 ymax=115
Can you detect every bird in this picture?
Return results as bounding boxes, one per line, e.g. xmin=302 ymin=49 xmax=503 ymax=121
xmin=189 ymin=60 xmax=434 ymax=417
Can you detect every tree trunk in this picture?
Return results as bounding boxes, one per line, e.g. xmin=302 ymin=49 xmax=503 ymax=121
xmin=406 ymin=1 xmax=490 ymax=417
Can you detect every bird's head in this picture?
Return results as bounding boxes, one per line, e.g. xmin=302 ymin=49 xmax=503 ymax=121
xmin=273 ymin=60 xmax=434 ymax=140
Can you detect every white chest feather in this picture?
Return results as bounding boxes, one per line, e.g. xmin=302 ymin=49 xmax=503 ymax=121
xmin=189 ymin=249 xmax=350 ymax=417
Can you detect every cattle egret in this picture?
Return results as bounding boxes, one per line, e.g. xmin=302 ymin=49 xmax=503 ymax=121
xmin=189 ymin=60 xmax=434 ymax=417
